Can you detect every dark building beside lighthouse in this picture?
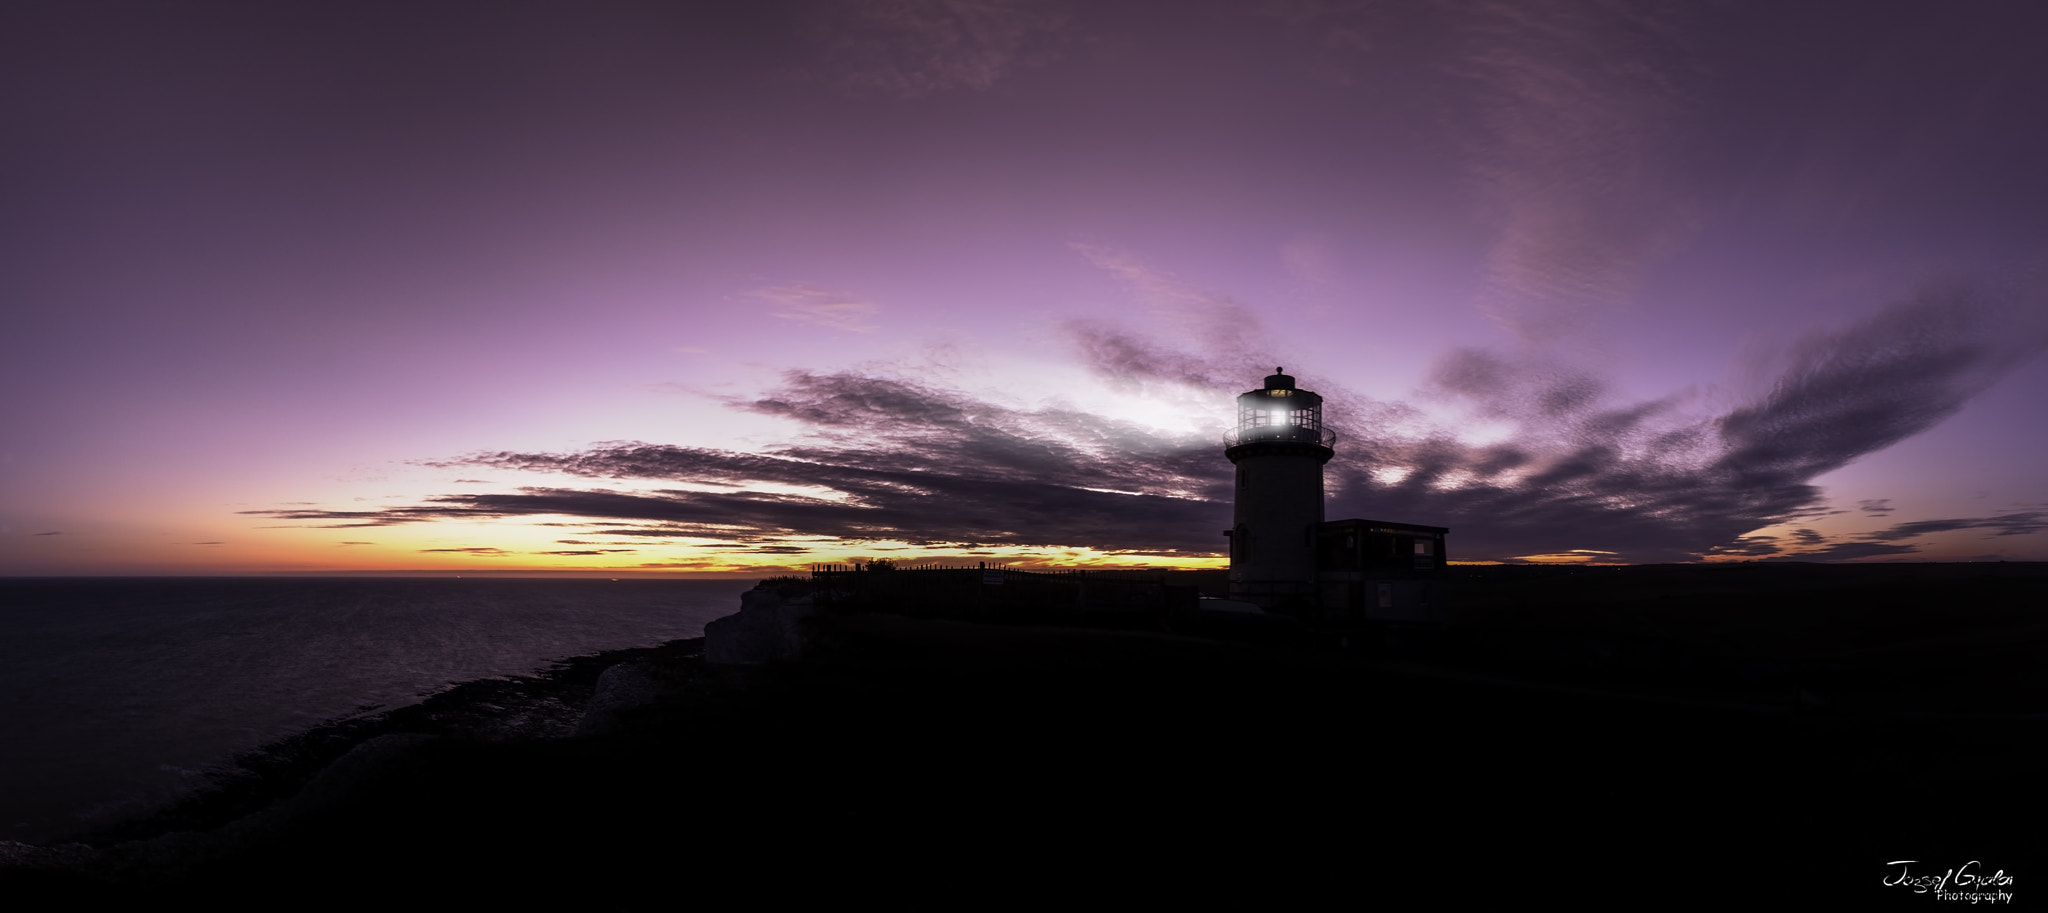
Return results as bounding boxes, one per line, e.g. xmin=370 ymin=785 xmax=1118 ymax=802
xmin=1225 ymin=368 xmax=1448 ymax=624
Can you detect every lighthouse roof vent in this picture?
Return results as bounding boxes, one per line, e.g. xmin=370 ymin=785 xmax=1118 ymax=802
xmin=1263 ymin=367 xmax=1295 ymax=391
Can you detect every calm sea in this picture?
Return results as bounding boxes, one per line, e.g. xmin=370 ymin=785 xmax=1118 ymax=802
xmin=0 ymin=576 xmax=751 ymax=844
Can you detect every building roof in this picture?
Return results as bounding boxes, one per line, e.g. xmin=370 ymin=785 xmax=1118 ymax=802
xmin=1318 ymin=518 xmax=1451 ymax=535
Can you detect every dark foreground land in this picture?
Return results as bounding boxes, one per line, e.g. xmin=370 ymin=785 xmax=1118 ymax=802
xmin=6 ymin=563 xmax=2046 ymax=909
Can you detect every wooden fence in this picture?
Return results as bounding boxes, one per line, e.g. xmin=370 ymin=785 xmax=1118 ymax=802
xmin=808 ymin=563 xmax=1196 ymax=623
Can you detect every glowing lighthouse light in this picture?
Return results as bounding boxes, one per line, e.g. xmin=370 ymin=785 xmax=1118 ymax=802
xmin=1229 ymin=367 xmax=1328 ymax=444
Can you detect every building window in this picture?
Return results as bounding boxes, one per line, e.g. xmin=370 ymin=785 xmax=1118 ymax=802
xmin=1414 ymin=539 xmax=1434 ymax=556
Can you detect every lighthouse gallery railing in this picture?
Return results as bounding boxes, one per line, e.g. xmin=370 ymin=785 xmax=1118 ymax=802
xmin=1223 ymin=425 xmax=1337 ymax=447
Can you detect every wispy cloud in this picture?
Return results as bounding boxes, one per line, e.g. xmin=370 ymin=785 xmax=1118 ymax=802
xmin=1448 ymin=0 xmax=1697 ymax=345
xmin=809 ymin=0 xmax=1070 ymax=98
xmin=1064 ymin=244 xmax=1279 ymax=389
xmin=1252 ymin=0 xmax=1382 ymax=57
xmin=750 ymin=284 xmax=880 ymax=333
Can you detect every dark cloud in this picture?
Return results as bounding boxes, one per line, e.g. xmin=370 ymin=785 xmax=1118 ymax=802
xmin=1061 ymin=319 xmax=1255 ymax=391
xmin=1712 ymin=286 xmax=2037 ymax=493
xmin=1988 ymin=512 xmax=2048 ymax=537
xmin=339 ymin=541 xmax=373 ymax=546
xmin=192 ymin=541 xmax=224 ymax=546
xmin=32 ymin=531 xmax=60 ymax=536
xmin=248 ymin=282 xmax=2042 ymax=563
xmin=1772 ymin=541 xmax=1920 ymax=562
xmin=1858 ymin=499 xmax=1895 ymax=515
xmin=252 ymin=368 xmax=1233 ymax=555
xmin=421 ymin=547 xmax=512 ymax=556
xmin=1705 ymin=536 xmax=1779 ymax=559
xmin=1327 ymin=283 xmax=2046 ymax=561
xmin=1728 ymin=507 xmax=2048 ymax=562
xmin=1866 ymin=511 xmax=2048 ymax=542
xmin=249 ymin=513 xmax=406 ymax=529
xmin=633 ymin=561 xmax=799 ymax=573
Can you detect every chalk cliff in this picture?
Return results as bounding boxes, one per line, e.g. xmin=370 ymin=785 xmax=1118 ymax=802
xmin=703 ymin=583 xmax=818 ymax=665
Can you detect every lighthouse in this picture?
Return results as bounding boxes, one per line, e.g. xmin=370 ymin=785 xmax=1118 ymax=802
xmin=1224 ymin=367 xmax=1334 ymax=609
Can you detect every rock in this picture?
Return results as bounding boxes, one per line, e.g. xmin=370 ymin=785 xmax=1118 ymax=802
xmin=575 ymin=663 xmax=669 ymax=737
xmin=0 ymin=839 xmax=98 ymax=875
xmin=704 ymin=586 xmax=819 ymax=665
xmin=271 ymin=733 xmax=442 ymax=816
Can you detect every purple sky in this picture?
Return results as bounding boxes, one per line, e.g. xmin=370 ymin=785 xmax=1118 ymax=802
xmin=5 ymin=1 xmax=2046 ymax=574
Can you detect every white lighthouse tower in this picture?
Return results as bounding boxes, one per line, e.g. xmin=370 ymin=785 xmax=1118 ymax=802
xmin=1224 ymin=367 xmax=1334 ymax=610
